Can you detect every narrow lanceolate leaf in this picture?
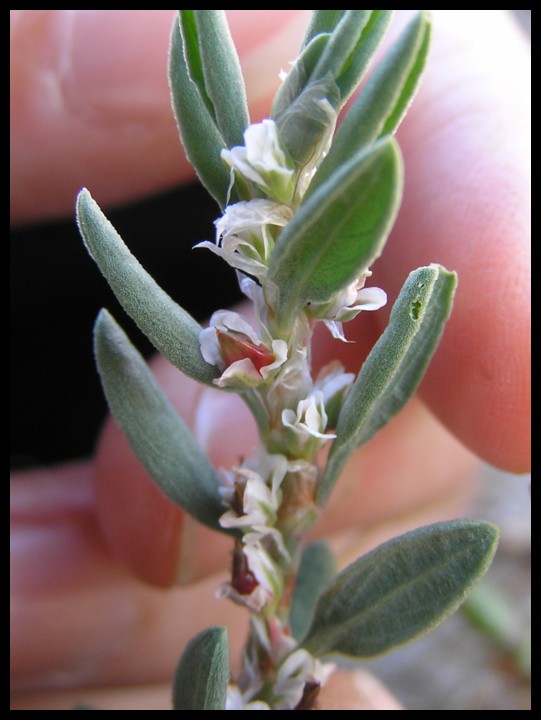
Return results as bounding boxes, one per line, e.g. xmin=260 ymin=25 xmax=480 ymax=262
xmin=265 ymin=137 xmax=402 ymax=332
xmin=300 ymin=10 xmax=349 ymax=48
xmin=172 ymin=626 xmax=230 ymax=710
xmin=318 ymin=264 xmax=456 ymax=505
xmin=271 ymin=35 xmax=340 ymax=166
xmin=290 ymin=541 xmax=338 ymax=642
xmin=169 ymin=15 xmax=237 ymax=209
xmin=309 ymin=12 xmax=431 ymax=195
xmin=77 ymin=188 xmax=218 ymax=387
xmin=302 ymin=520 xmax=499 ymax=659
xmin=309 ymin=10 xmax=393 ymax=107
xmin=272 ymin=34 xmax=331 ymax=121
xmin=94 ymin=309 xmax=227 ymax=534
xmin=178 ymin=11 xmax=249 ymax=148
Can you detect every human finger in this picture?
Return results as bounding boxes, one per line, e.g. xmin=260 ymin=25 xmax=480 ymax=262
xmin=10 ymin=670 xmax=402 ymax=710
xmin=10 ymin=9 xmax=310 ymax=225
xmin=376 ymin=10 xmax=531 ymax=472
xmin=312 ymin=10 xmax=530 ymax=472
xmin=10 ymin=461 xmax=246 ymax=693
xmin=11 ymin=459 xmax=409 ymax=705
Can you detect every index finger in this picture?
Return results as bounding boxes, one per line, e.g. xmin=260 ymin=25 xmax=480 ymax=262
xmin=10 ymin=9 xmax=310 ymax=225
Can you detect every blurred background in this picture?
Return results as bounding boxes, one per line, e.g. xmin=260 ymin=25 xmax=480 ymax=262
xmin=10 ymin=10 xmax=530 ymax=710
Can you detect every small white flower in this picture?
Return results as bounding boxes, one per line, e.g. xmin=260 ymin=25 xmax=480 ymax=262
xmin=200 ymin=310 xmax=288 ymax=389
xmin=282 ymin=391 xmax=336 ymax=456
xmin=221 ymin=120 xmax=296 ymax=203
xmin=314 ymin=361 xmax=354 ymax=403
xmin=216 ymin=534 xmax=284 ymax=613
xmin=216 ymin=572 xmax=274 ymax=613
xmin=314 ymin=361 xmax=355 ymax=428
xmin=195 ymin=199 xmax=292 ymax=281
xmin=219 ymin=454 xmax=289 ymax=534
xmin=243 ymin=537 xmax=282 ymax=595
xmin=219 ymin=475 xmax=277 ymax=530
xmin=308 ymin=270 xmax=387 ymax=342
xmin=217 ymin=455 xmax=289 ymax=612
xmin=282 ymin=393 xmax=333 ymax=440
xmin=265 ymin=313 xmax=314 ymax=415
xmin=272 ymin=649 xmax=336 ymax=710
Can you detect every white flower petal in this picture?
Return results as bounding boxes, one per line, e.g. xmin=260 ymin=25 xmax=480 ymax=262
xmin=199 ymin=325 xmax=222 ymax=365
xmin=226 ymin=686 xmax=271 ymax=710
xmin=221 ymin=120 xmax=295 ymax=202
xmin=194 ymin=239 xmax=268 ymax=279
xmin=315 ymin=361 xmax=354 ymax=402
xmin=210 ymin=310 xmax=261 ymax=345
xmin=322 ymin=319 xmax=351 ymax=342
xmin=260 ymin=339 xmax=288 ymax=379
xmin=243 ymin=541 xmax=281 ymax=595
xmin=272 ymin=650 xmax=336 ymax=710
xmin=333 ymin=285 xmax=387 ymax=320
xmin=282 ymin=393 xmax=335 ymax=441
xmin=216 ymin=580 xmax=273 ymax=613
xmin=213 ymin=358 xmax=266 ymax=389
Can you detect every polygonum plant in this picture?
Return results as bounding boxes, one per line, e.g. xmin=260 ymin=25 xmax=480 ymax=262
xmin=76 ymin=10 xmax=499 ymax=710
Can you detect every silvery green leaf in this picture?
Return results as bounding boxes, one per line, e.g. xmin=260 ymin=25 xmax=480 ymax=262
xmin=265 ymin=136 xmax=402 ymax=332
xmin=272 ymin=34 xmax=330 ymax=121
xmin=309 ymin=12 xmax=431 ymax=194
xmin=178 ymin=11 xmax=249 ymax=148
xmin=94 ymin=309 xmax=227 ymax=534
xmin=289 ymin=541 xmax=337 ymax=642
xmin=76 ymin=188 xmax=218 ymax=387
xmin=271 ymin=35 xmax=340 ymax=166
xmin=300 ymin=10 xmax=349 ymax=47
xmin=172 ymin=626 xmax=229 ymax=710
xmin=319 ymin=265 xmax=456 ymax=504
xmin=309 ymin=10 xmax=393 ymax=107
xmin=302 ymin=520 xmax=499 ymax=659
xmin=169 ymin=13 xmax=243 ymax=209
xmin=273 ymin=73 xmax=340 ymax=168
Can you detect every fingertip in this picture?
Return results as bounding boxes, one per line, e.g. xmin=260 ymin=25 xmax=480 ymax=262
xmin=376 ymin=10 xmax=530 ymax=472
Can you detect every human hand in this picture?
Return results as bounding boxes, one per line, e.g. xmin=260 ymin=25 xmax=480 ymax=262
xmin=10 ymin=10 xmax=530 ymax=710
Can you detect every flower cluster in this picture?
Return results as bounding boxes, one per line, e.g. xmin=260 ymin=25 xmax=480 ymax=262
xmin=197 ymin=117 xmax=388 ymax=709
xmin=200 ymin=310 xmax=287 ymax=390
xmin=307 ymin=270 xmax=387 ymax=342
xmin=217 ymin=453 xmax=289 ymax=612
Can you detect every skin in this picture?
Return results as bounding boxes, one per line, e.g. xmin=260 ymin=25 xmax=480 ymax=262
xmin=10 ymin=10 xmax=530 ymax=710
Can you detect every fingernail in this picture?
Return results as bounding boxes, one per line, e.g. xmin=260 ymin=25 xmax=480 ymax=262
xmin=56 ymin=10 xmax=175 ymax=121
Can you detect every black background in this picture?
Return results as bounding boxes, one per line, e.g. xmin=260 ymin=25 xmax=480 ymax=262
xmin=10 ymin=183 xmax=243 ymax=469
